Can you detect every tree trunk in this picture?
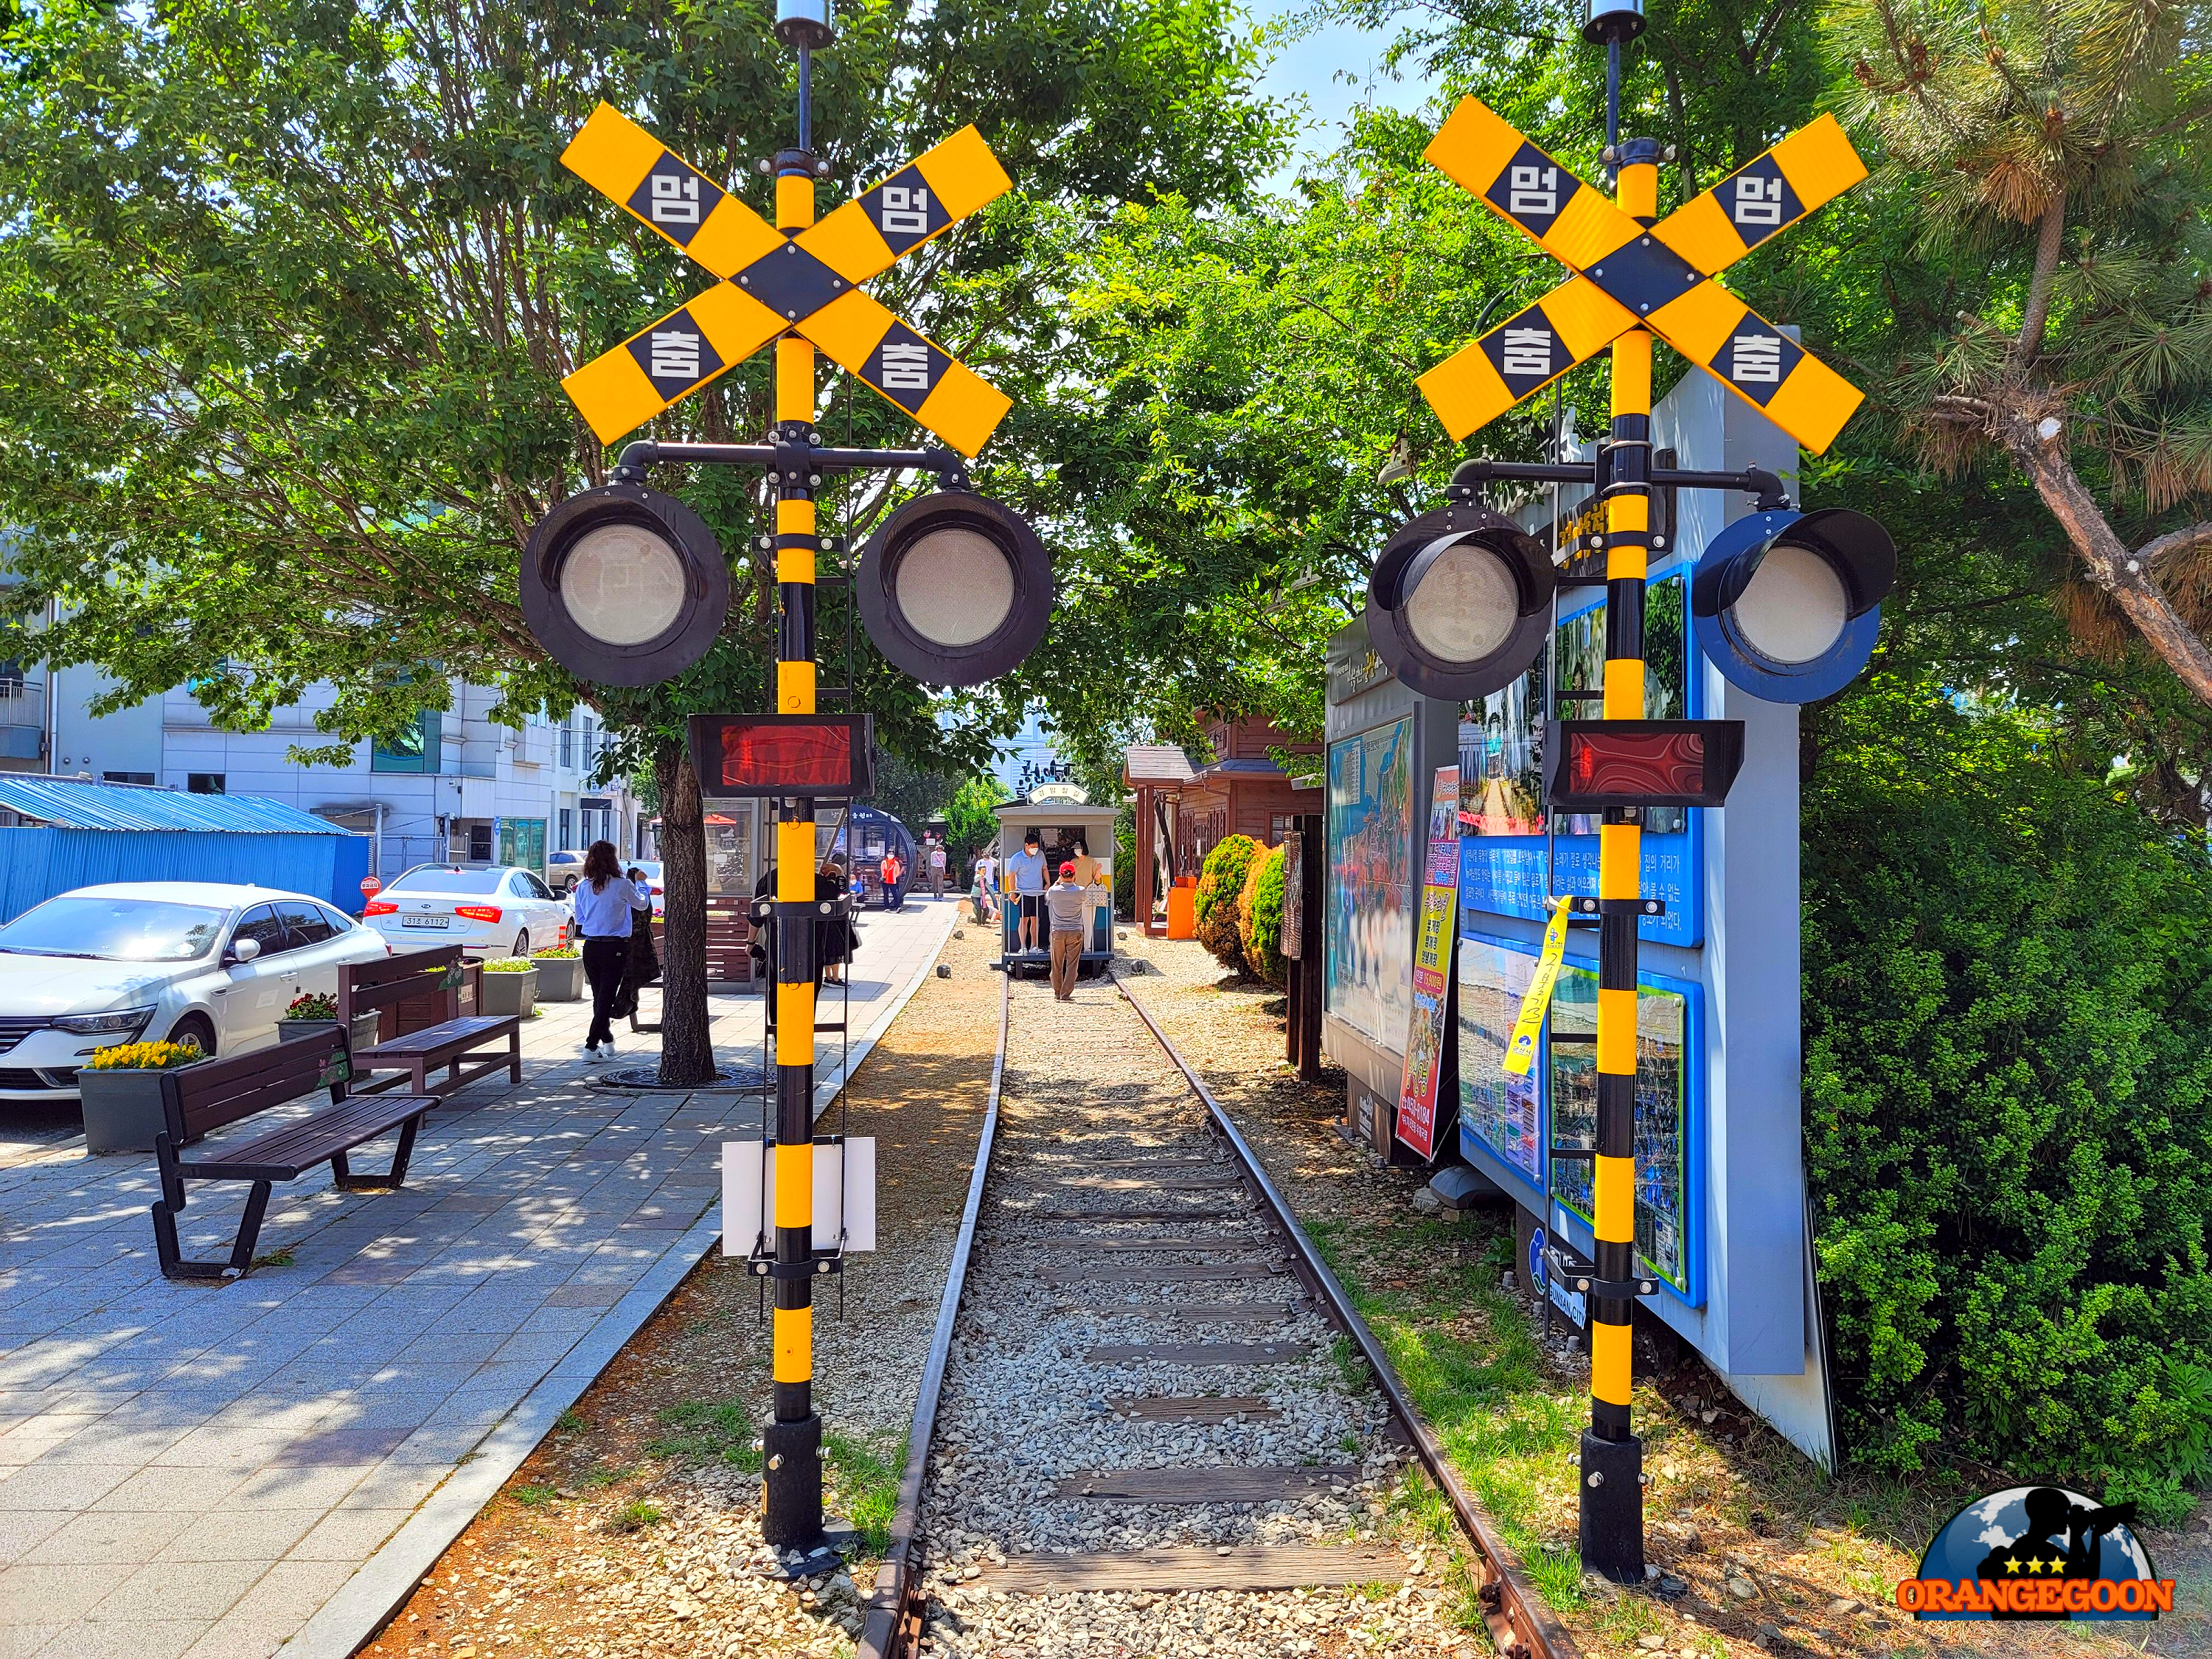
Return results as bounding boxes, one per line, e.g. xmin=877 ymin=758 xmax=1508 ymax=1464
xmin=2006 ymin=416 xmax=2212 ymax=705
xmin=653 ymin=735 xmax=717 ymax=1087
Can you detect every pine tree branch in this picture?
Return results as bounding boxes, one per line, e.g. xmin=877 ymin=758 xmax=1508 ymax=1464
xmin=2000 ymin=409 xmax=2212 ymax=705
xmin=2138 ymin=522 xmax=2212 ymax=568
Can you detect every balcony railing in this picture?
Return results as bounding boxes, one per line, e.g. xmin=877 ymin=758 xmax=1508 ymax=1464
xmin=0 ymin=680 xmax=43 ymax=729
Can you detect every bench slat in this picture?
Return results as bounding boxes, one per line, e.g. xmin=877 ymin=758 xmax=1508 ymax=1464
xmin=358 ymin=1014 xmax=518 ymax=1060
xmin=181 ymin=1095 xmax=436 ymax=1181
xmin=173 ymin=1034 xmax=347 ymax=1144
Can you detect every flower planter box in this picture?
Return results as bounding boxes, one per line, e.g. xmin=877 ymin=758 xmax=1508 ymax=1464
xmin=280 ymin=1014 xmax=383 ymax=1055
xmin=79 ymin=1066 xmax=182 ymax=1155
xmin=532 ymin=956 xmax=583 ymax=1001
xmin=477 ymin=967 xmax=538 ymax=1018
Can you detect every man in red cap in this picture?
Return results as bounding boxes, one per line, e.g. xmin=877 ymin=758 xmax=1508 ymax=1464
xmin=1045 ymin=859 xmax=1087 ymax=999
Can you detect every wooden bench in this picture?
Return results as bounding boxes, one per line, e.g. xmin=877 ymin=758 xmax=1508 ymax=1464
xmin=340 ymin=947 xmax=522 ymax=1099
xmin=150 ymin=1027 xmax=435 ymax=1281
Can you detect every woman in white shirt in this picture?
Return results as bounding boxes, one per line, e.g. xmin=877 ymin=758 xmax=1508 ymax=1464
xmin=571 ymin=841 xmax=646 ymax=1060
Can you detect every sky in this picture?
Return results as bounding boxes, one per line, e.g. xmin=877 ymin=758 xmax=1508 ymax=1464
xmin=1251 ymin=4 xmax=1444 ymax=190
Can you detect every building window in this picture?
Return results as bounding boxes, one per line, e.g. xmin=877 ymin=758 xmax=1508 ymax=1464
xmin=557 ymin=807 xmax=574 ymax=850
xmin=371 ymin=710 xmax=442 ymax=774
xmin=1269 ymin=813 xmax=1291 ymax=845
xmin=103 ymin=771 xmax=155 ymax=786
xmin=558 ymin=723 xmax=574 ymax=769
xmin=187 ymin=773 xmax=225 ymax=794
xmin=467 ymin=824 xmax=494 ymax=863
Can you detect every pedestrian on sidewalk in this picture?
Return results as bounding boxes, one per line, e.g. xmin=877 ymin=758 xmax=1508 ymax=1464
xmin=972 ymin=847 xmax=998 ymax=925
xmin=927 ymin=835 xmax=948 ymax=899
xmin=880 ymin=847 xmax=904 ymax=911
xmin=1047 ymin=861 xmax=1086 ymax=999
xmin=572 ymin=841 xmax=646 ymax=1061
xmin=747 ymin=858 xmax=858 ymax=1020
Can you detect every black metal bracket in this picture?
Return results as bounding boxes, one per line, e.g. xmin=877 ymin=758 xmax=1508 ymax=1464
xmin=611 ymin=437 xmax=967 ymax=489
xmin=1552 ymin=894 xmax=1665 ymax=921
xmin=1548 ymin=1144 xmax=1598 ymax=1160
xmin=748 ymin=896 xmax=854 ymax=926
xmin=748 ymin=1253 xmax=845 ymax=1280
xmin=1545 ymin=1239 xmax=1658 ymax=1300
xmin=1446 ymin=456 xmax=1792 ymax=511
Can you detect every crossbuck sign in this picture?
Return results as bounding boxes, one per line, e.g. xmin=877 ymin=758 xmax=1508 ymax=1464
xmin=1417 ymin=100 xmax=1869 ymax=452
xmin=560 ymin=105 xmax=1014 ymax=456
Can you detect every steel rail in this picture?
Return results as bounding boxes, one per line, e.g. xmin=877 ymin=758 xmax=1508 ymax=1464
xmin=1113 ymin=970 xmax=1583 ymax=1659
xmin=855 ymin=970 xmax=1009 ymax=1659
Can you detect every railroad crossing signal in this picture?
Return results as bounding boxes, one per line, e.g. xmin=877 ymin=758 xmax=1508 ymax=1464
xmin=559 ymin=104 xmax=1015 ymax=455
xmin=1416 ymin=101 xmax=1868 ymax=453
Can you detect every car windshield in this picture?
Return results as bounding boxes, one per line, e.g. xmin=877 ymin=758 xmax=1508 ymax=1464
xmin=389 ymin=867 xmax=504 ymax=894
xmin=0 ymin=897 xmax=230 ymax=962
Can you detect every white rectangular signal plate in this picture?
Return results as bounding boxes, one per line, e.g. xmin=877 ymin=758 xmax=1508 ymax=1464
xmin=721 ymin=1138 xmax=877 ymax=1257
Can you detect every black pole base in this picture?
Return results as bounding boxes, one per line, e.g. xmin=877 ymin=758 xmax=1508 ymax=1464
xmin=763 ymin=1413 xmax=827 ymax=1554
xmin=1577 ymin=1430 xmax=1646 ymax=1584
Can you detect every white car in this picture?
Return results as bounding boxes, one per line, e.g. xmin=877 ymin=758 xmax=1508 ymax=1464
xmin=363 ymin=864 xmax=571 ymax=957
xmin=0 ymin=882 xmax=390 ymax=1102
xmin=546 ymin=849 xmax=588 ymax=894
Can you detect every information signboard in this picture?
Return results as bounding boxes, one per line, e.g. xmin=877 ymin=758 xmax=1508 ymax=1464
xmin=1394 ymin=767 xmax=1460 ymax=1158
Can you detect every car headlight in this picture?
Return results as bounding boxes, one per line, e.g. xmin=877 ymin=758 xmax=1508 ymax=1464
xmin=53 ymin=1006 xmax=157 ymax=1036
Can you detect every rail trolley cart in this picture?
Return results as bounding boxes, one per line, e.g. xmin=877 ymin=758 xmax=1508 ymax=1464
xmin=991 ymin=786 xmax=1116 ymax=980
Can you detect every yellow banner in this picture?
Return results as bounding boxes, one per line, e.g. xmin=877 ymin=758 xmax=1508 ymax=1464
xmin=1502 ymin=899 xmax=1574 ymax=1076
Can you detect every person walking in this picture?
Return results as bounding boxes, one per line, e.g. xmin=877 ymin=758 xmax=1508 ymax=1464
xmin=1046 ymin=860 xmax=1086 ymax=999
xmin=748 ymin=858 xmax=858 ymax=1018
xmin=972 ymin=846 xmax=999 ymax=925
xmin=926 ymin=835 xmax=948 ymax=899
xmin=1006 ymin=829 xmax=1049 ymax=955
xmin=572 ymin=841 xmax=645 ymax=1060
xmin=879 ymin=848 xmax=904 ymax=911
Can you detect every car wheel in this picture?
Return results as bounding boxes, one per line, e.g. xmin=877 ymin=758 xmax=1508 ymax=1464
xmin=512 ymin=929 xmax=530 ymax=957
xmin=167 ymin=1014 xmax=217 ymax=1058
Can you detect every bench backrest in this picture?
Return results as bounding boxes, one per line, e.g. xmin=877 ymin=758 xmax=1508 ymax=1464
xmin=161 ymin=1028 xmax=349 ymax=1148
xmin=340 ymin=948 xmax=477 ymax=1036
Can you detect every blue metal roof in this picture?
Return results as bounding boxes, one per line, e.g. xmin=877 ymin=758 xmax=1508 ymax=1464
xmin=0 ymin=776 xmax=358 ymax=835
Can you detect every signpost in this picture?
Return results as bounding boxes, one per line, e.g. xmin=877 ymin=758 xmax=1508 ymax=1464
xmin=359 ymin=875 xmax=381 ymax=898
xmin=521 ymin=0 xmax=1055 ymax=1575
xmin=1385 ymin=0 xmax=1896 ymax=1582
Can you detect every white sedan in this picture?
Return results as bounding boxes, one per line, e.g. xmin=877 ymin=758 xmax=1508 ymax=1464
xmin=363 ymin=864 xmax=571 ymax=957
xmin=0 ymin=882 xmax=390 ymax=1102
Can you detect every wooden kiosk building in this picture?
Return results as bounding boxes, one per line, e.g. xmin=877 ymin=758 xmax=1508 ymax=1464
xmin=1124 ymin=715 xmax=1321 ymax=936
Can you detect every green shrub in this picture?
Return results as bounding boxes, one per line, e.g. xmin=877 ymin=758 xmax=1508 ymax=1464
xmin=479 ymin=956 xmax=534 ymax=973
xmin=1803 ymin=676 xmax=2212 ymax=1511
xmin=1239 ymin=842 xmax=1287 ymax=989
xmin=1194 ymin=834 xmax=1259 ymax=971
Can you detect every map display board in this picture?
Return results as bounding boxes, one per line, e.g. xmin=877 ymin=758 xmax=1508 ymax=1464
xmin=1545 ymin=961 xmax=1703 ymax=1300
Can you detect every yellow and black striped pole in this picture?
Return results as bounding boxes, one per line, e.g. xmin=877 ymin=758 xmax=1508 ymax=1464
xmin=764 ymin=98 xmax=830 ymax=1558
xmin=1580 ymin=106 xmax=1658 ymax=1583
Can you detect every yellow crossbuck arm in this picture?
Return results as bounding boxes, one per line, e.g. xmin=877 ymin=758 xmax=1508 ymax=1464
xmin=562 ymin=283 xmax=788 ymax=445
xmin=1421 ymin=98 xmax=1868 ymax=452
xmin=562 ymin=104 xmax=785 ymax=279
xmin=800 ymin=128 xmax=1013 ymax=285
xmin=798 ymin=291 xmax=1012 ymax=458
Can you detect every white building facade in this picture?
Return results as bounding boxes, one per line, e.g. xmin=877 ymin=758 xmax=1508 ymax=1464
xmin=29 ymin=664 xmax=642 ymax=884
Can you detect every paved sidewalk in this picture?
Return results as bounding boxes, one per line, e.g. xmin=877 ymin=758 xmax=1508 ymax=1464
xmin=0 ymin=897 xmax=959 ymax=1659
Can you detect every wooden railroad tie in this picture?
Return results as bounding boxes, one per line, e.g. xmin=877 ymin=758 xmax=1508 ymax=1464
xmin=1055 ymin=1464 xmax=1359 ymax=1502
xmin=967 ymin=1544 xmax=1407 ymax=1595
xmin=1032 ymin=1262 xmax=1285 ymax=1285
xmin=1086 ymin=1341 xmax=1313 ymax=1366
xmin=1109 ymin=1395 xmax=1281 ymax=1422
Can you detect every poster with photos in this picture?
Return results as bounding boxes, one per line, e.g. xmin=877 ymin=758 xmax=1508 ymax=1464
xmin=1545 ymin=964 xmax=1692 ymax=1294
xmin=1456 ymin=938 xmax=1542 ymax=1183
xmin=1324 ymin=717 xmax=1415 ymax=1049
xmin=1459 ymin=571 xmax=1691 ymax=837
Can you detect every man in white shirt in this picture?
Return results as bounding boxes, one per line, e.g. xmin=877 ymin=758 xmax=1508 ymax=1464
xmin=927 ymin=835 xmax=948 ymax=898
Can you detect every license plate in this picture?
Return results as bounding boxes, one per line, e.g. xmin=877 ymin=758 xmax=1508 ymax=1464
xmin=400 ymin=914 xmax=451 ymax=928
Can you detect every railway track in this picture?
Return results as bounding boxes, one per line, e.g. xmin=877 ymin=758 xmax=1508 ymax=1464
xmin=858 ymin=963 xmax=1576 ymax=1659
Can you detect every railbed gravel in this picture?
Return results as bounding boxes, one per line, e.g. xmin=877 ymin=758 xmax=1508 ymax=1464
xmin=913 ymin=972 xmax=1478 ymax=1658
